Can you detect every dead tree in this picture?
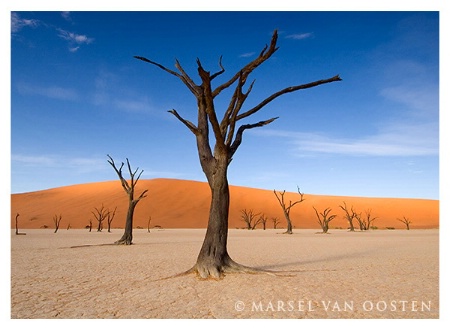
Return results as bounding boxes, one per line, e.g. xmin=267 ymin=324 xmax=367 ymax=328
xmin=147 ymin=216 xmax=152 ymax=233
xmin=272 ymin=217 xmax=281 ymax=229
xmin=313 ymin=207 xmax=336 ymax=234
xmin=259 ymin=214 xmax=268 ymax=230
xmin=88 ymin=220 xmax=92 ymax=232
xmin=15 ymin=213 xmax=26 ymax=235
xmin=53 ymin=214 xmax=62 ymax=233
xmin=339 ymin=202 xmax=357 ymax=231
xmin=107 ymin=155 xmax=148 ymax=245
xmin=273 ymin=187 xmax=305 ymax=234
xmin=92 ymin=204 xmax=108 ymax=232
xmin=397 ymin=216 xmax=412 ymax=230
xmin=106 ymin=207 xmax=117 ymax=233
xmin=135 ymin=30 xmax=341 ymax=278
xmin=355 ymin=209 xmax=378 ymax=230
xmin=240 ymin=209 xmax=261 ymax=230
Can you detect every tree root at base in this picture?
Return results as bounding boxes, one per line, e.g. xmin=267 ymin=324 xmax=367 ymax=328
xmin=157 ymin=260 xmax=295 ymax=281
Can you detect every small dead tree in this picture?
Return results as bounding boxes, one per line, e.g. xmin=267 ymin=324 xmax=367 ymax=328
xmin=240 ymin=209 xmax=261 ymax=230
xmin=355 ymin=209 xmax=377 ymax=230
xmin=15 ymin=213 xmax=26 ymax=235
xmin=272 ymin=217 xmax=281 ymax=229
xmin=67 ymin=223 xmax=71 ymax=230
xmin=88 ymin=220 xmax=92 ymax=232
xmin=273 ymin=187 xmax=305 ymax=234
xmin=92 ymin=204 xmax=108 ymax=232
xmin=53 ymin=214 xmax=62 ymax=233
xmin=339 ymin=202 xmax=357 ymax=231
xmin=313 ymin=207 xmax=336 ymax=234
xmin=363 ymin=209 xmax=378 ymax=230
xmin=397 ymin=216 xmax=412 ymax=230
xmin=147 ymin=216 xmax=152 ymax=233
xmin=107 ymin=155 xmax=148 ymax=245
xmin=106 ymin=207 xmax=117 ymax=233
xmin=259 ymin=214 xmax=268 ymax=230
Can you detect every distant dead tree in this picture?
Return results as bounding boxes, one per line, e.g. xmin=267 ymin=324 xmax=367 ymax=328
xmin=313 ymin=207 xmax=336 ymax=234
xmin=240 ymin=209 xmax=261 ymax=230
xmin=53 ymin=214 xmax=62 ymax=233
xmin=147 ymin=216 xmax=152 ymax=233
xmin=67 ymin=223 xmax=71 ymax=230
xmin=339 ymin=202 xmax=357 ymax=231
xmin=355 ymin=209 xmax=378 ymax=230
xmin=15 ymin=213 xmax=26 ymax=235
xmin=271 ymin=217 xmax=281 ymax=229
xmin=397 ymin=216 xmax=412 ymax=230
xmin=107 ymin=155 xmax=148 ymax=245
xmin=92 ymin=204 xmax=108 ymax=232
xmin=273 ymin=187 xmax=305 ymax=234
xmin=106 ymin=207 xmax=117 ymax=233
xmin=259 ymin=213 xmax=268 ymax=230
xmin=88 ymin=220 xmax=92 ymax=232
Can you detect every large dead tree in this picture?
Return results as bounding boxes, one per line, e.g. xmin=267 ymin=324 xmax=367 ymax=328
xmin=273 ymin=187 xmax=305 ymax=234
xmin=107 ymin=155 xmax=148 ymax=245
xmin=135 ymin=30 xmax=341 ymax=278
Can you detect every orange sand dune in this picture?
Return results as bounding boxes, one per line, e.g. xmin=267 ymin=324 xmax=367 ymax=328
xmin=11 ymin=178 xmax=439 ymax=230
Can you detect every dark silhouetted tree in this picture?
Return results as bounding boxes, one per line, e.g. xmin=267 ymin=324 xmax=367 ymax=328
xmin=53 ymin=214 xmax=62 ymax=233
xmin=240 ymin=209 xmax=262 ymax=230
xmin=15 ymin=213 xmax=26 ymax=235
xmin=313 ymin=207 xmax=336 ymax=234
xmin=106 ymin=206 xmax=117 ymax=233
xmin=273 ymin=187 xmax=305 ymax=234
xmin=397 ymin=216 xmax=412 ymax=230
xmin=107 ymin=155 xmax=148 ymax=245
xmin=135 ymin=30 xmax=341 ymax=278
xmin=92 ymin=204 xmax=108 ymax=232
xmin=272 ymin=217 xmax=281 ymax=229
xmin=355 ymin=209 xmax=378 ymax=230
xmin=339 ymin=202 xmax=357 ymax=231
xmin=259 ymin=214 xmax=268 ymax=230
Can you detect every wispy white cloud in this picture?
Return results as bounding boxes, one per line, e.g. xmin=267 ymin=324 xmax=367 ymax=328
xmin=239 ymin=52 xmax=256 ymax=58
xmin=16 ymin=83 xmax=79 ymax=101
xmin=11 ymin=154 xmax=56 ymax=166
xmin=12 ymin=154 xmax=108 ymax=172
xmin=256 ymin=120 xmax=438 ymax=157
xmin=285 ymin=32 xmax=314 ymax=40
xmin=113 ymin=98 xmax=154 ymax=113
xmin=57 ymin=28 xmax=94 ymax=51
xmin=11 ymin=12 xmax=40 ymax=33
xmin=61 ymin=12 xmax=72 ymax=22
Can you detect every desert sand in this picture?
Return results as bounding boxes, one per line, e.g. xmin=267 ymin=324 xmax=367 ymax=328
xmin=11 ymin=228 xmax=438 ymax=319
xmin=11 ymin=178 xmax=439 ymax=230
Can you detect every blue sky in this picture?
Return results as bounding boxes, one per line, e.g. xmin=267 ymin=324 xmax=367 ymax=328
xmin=9 ymin=10 xmax=441 ymax=199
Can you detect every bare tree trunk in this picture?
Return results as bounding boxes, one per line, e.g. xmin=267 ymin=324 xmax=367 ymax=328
xmin=116 ymin=198 xmax=137 ymax=245
xmin=15 ymin=213 xmax=19 ymax=235
xmin=195 ymin=166 xmax=232 ymax=278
